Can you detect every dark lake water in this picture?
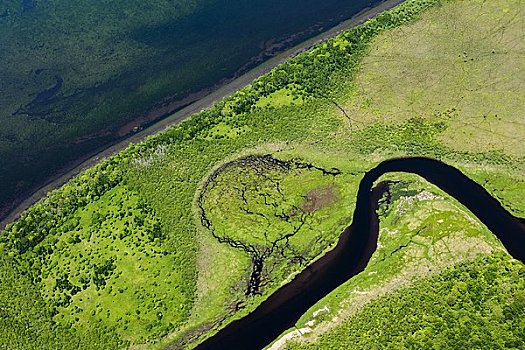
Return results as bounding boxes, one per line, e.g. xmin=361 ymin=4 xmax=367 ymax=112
xmin=21 ymin=0 xmax=35 ymax=12
xmin=131 ymin=0 xmax=383 ymax=75
xmin=193 ymin=157 xmax=525 ymax=350
xmin=0 ymin=0 xmax=385 ymax=224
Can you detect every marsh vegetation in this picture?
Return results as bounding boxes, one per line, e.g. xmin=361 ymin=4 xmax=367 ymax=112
xmin=1 ymin=0 xmax=524 ymax=348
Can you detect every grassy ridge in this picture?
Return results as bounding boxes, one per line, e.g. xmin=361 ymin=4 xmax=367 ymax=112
xmin=1 ymin=0 xmax=525 ymax=348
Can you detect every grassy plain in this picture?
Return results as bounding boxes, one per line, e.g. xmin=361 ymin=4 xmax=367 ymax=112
xmin=351 ymin=0 xmax=525 ymax=157
xmin=1 ymin=0 xmax=524 ymax=349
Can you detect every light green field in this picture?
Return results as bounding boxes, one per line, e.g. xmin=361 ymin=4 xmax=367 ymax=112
xmin=350 ymin=0 xmax=525 ymax=157
xmin=1 ymin=0 xmax=524 ymax=348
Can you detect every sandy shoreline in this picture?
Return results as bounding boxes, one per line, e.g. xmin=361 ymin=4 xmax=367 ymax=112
xmin=0 ymin=0 xmax=405 ymax=230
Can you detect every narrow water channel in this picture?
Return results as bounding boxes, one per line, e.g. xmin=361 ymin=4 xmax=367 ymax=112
xmin=193 ymin=157 xmax=525 ymax=350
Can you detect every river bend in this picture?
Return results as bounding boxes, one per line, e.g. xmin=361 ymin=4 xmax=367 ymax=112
xmin=192 ymin=157 xmax=525 ymax=350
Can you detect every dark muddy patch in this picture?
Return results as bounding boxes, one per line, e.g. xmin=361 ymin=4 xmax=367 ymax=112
xmin=302 ymin=185 xmax=338 ymax=213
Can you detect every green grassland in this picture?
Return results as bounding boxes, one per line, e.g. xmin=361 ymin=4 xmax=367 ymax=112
xmin=351 ymin=0 xmax=525 ymax=158
xmin=1 ymin=0 xmax=525 ymax=348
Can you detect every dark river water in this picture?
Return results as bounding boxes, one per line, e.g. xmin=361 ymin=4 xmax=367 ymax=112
xmin=193 ymin=157 xmax=525 ymax=350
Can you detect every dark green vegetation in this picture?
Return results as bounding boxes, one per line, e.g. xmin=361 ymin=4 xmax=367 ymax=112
xmin=0 ymin=0 xmax=381 ymax=220
xmin=286 ymin=253 xmax=525 ymax=349
xmin=1 ymin=0 xmax=524 ymax=348
xmin=1 ymin=0 xmax=198 ymax=218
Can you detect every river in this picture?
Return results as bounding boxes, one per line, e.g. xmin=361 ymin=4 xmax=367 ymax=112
xmin=193 ymin=157 xmax=525 ymax=350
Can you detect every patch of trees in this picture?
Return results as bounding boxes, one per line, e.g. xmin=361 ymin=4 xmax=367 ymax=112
xmin=286 ymin=253 xmax=525 ymax=350
xmin=1 ymin=156 xmax=125 ymax=256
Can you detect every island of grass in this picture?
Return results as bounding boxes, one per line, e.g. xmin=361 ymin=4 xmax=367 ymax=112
xmin=1 ymin=0 xmax=524 ymax=349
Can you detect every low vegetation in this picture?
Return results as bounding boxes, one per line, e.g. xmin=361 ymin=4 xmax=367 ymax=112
xmin=1 ymin=0 xmax=524 ymax=348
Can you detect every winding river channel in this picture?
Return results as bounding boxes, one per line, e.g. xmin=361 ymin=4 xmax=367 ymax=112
xmin=193 ymin=157 xmax=525 ymax=350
